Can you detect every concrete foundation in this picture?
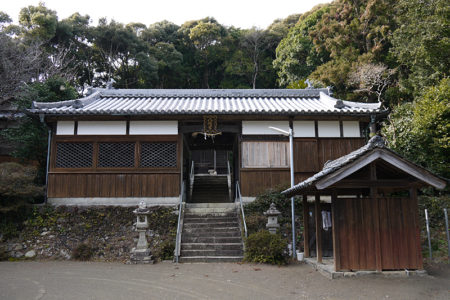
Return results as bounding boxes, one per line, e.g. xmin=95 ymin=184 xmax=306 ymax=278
xmin=47 ymin=197 xmax=179 ymax=207
xmin=304 ymin=257 xmax=428 ymax=279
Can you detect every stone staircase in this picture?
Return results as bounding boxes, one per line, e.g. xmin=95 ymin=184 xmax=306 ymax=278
xmin=191 ymin=175 xmax=229 ymax=203
xmin=179 ymin=203 xmax=244 ymax=263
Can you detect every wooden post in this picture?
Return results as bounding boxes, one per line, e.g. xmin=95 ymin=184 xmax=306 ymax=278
xmin=303 ymin=195 xmax=309 ymax=257
xmin=410 ymin=187 xmax=423 ymax=269
xmin=331 ymin=190 xmax=340 ymax=271
xmin=370 ymin=163 xmax=382 ymax=271
xmin=315 ymin=193 xmax=322 ymax=263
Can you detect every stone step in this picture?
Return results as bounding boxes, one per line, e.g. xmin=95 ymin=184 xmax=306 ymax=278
xmin=181 ymin=243 xmax=243 ymax=251
xmin=179 ymin=256 xmax=243 ymax=263
xmin=184 ymin=217 xmax=237 ymax=223
xmin=183 ymin=227 xmax=240 ymax=234
xmin=184 ymin=222 xmax=238 ymax=228
xmin=181 ymin=236 xmax=242 ymax=243
xmin=183 ymin=231 xmax=241 ymax=238
xmin=186 ymin=203 xmax=236 ymax=208
xmin=181 ymin=249 xmax=243 ymax=257
xmin=184 ymin=208 xmax=236 ymax=215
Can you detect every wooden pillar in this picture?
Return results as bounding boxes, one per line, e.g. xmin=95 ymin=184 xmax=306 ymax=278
xmin=315 ymin=193 xmax=322 ymax=263
xmin=410 ymin=186 xmax=424 ymax=269
xmin=370 ymin=163 xmax=382 ymax=271
xmin=331 ymin=190 xmax=340 ymax=271
xmin=303 ymin=195 xmax=309 ymax=257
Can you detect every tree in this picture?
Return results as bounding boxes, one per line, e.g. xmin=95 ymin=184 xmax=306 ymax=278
xmin=240 ymin=28 xmax=274 ymax=88
xmin=390 ymin=0 xmax=449 ymax=95
xmin=347 ymin=63 xmax=395 ymax=103
xmin=0 ymin=33 xmax=42 ymax=104
xmin=18 ymin=3 xmax=58 ymax=42
xmin=91 ymin=19 xmax=157 ymax=88
xmin=273 ymin=4 xmax=330 ymax=87
xmin=2 ymin=77 xmax=78 ymax=183
xmin=382 ymin=78 xmax=450 ymax=178
xmin=188 ymin=19 xmax=227 ymax=88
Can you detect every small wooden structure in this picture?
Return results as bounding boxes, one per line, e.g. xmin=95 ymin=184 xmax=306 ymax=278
xmin=283 ymin=136 xmax=447 ymax=272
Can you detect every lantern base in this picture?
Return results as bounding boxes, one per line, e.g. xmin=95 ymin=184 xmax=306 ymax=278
xmin=130 ymin=248 xmax=154 ymax=264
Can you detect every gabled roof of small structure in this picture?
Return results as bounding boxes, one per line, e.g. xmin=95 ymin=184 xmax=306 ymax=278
xmin=29 ymin=88 xmax=384 ymax=116
xmin=282 ymin=136 xmax=447 ymax=196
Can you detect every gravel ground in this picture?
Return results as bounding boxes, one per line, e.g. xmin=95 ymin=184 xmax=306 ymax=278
xmin=0 ymin=261 xmax=449 ymax=300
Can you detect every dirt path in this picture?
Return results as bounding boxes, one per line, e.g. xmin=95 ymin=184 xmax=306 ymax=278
xmin=0 ymin=261 xmax=449 ymax=299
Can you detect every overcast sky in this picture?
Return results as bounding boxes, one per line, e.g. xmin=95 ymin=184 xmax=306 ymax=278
xmin=3 ymin=0 xmax=331 ymax=29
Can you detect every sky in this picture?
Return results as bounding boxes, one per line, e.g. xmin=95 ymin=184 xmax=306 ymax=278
xmin=2 ymin=0 xmax=331 ymax=29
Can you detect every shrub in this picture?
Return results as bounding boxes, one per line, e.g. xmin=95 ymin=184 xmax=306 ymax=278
xmin=0 ymin=162 xmax=44 ymax=204
xmin=154 ymin=239 xmax=175 ymax=261
xmin=72 ymin=243 xmax=94 ymax=261
xmin=243 ymin=185 xmax=303 ymax=246
xmin=245 ymin=214 xmax=266 ymax=235
xmin=244 ymin=230 xmax=288 ymax=265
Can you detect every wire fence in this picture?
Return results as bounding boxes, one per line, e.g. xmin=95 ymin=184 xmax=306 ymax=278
xmin=421 ymin=206 xmax=450 ymax=260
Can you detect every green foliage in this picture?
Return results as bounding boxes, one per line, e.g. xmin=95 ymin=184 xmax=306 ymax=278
xmin=390 ymin=0 xmax=449 ymax=94
xmin=383 ymin=78 xmax=450 ymax=178
xmin=0 ymin=162 xmax=43 ymax=203
xmin=243 ymin=185 xmax=303 ymax=251
xmin=273 ymin=4 xmax=330 ymax=87
xmin=154 ymin=239 xmax=175 ymax=261
xmin=72 ymin=243 xmax=94 ymax=261
xmin=244 ymin=230 xmax=288 ymax=265
xmin=2 ymin=77 xmax=77 ymax=183
xmin=418 ymin=195 xmax=450 ymax=260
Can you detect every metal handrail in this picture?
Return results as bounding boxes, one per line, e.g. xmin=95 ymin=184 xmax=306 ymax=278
xmin=175 ymin=181 xmax=185 ymax=263
xmin=189 ymin=161 xmax=195 ymax=199
xmin=226 ymin=160 xmax=232 ymax=201
xmin=236 ymin=181 xmax=248 ymax=238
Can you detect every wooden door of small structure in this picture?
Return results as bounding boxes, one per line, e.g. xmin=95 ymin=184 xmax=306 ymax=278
xmin=333 ymin=197 xmax=422 ymax=271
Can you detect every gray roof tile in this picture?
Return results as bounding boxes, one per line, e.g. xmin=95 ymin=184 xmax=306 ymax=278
xmin=30 ymin=88 xmax=384 ymax=116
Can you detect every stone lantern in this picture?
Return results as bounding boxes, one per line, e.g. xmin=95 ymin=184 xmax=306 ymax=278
xmin=264 ymin=203 xmax=281 ymax=234
xmin=130 ymin=201 xmax=153 ymax=264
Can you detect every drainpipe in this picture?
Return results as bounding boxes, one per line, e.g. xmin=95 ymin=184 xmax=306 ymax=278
xmin=40 ymin=114 xmax=51 ymax=204
xmin=369 ymin=115 xmax=377 ymax=137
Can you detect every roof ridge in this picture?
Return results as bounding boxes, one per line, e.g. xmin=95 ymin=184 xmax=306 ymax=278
xmin=98 ymin=88 xmax=328 ymax=98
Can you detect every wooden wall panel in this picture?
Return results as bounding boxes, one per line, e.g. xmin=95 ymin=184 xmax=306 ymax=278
xmin=48 ymin=173 xmax=180 ymax=198
xmin=240 ymin=169 xmax=290 ymax=196
xmin=334 ymin=197 xmax=421 ymax=271
xmin=294 ymin=140 xmax=319 ymax=172
xmin=318 ymin=138 xmax=365 ymax=167
xmin=241 ymin=141 xmax=289 ymax=168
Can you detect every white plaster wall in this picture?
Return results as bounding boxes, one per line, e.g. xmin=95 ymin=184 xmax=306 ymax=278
xmin=77 ymin=121 xmax=126 ymax=135
xmin=318 ymin=121 xmax=340 ymax=137
xmin=342 ymin=121 xmax=361 ymax=137
xmin=293 ymin=121 xmax=315 ymax=137
xmin=129 ymin=121 xmax=178 ymax=135
xmin=242 ymin=121 xmax=289 ymax=135
xmin=56 ymin=121 xmax=75 ymax=135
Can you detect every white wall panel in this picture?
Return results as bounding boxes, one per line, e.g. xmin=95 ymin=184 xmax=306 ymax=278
xmin=77 ymin=121 xmax=126 ymax=135
xmin=242 ymin=121 xmax=289 ymax=135
xmin=129 ymin=121 xmax=178 ymax=135
xmin=342 ymin=121 xmax=361 ymax=137
xmin=56 ymin=121 xmax=74 ymax=135
xmin=318 ymin=121 xmax=340 ymax=137
xmin=293 ymin=121 xmax=315 ymax=137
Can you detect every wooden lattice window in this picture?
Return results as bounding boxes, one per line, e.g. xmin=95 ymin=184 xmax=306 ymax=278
xmin=140 ymin=142 xmax=177 ymax=168
xmin=55 ymin=142 xmax=93 ymax=168
xmin=98 ymin=142 xmax=135 ymax=168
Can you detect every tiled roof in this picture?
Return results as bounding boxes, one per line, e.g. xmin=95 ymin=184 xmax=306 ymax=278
xmin=282 ymin=136 xmax=448 ymax=196
xmin=30 ymin=88 xmax=384 ymax=116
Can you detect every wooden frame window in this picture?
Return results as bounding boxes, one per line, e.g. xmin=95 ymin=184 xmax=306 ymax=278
xmin=55 ymin=142 xmax=93 ymax=168
xmin=51 ymin=135 xmax=179 ymax=171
